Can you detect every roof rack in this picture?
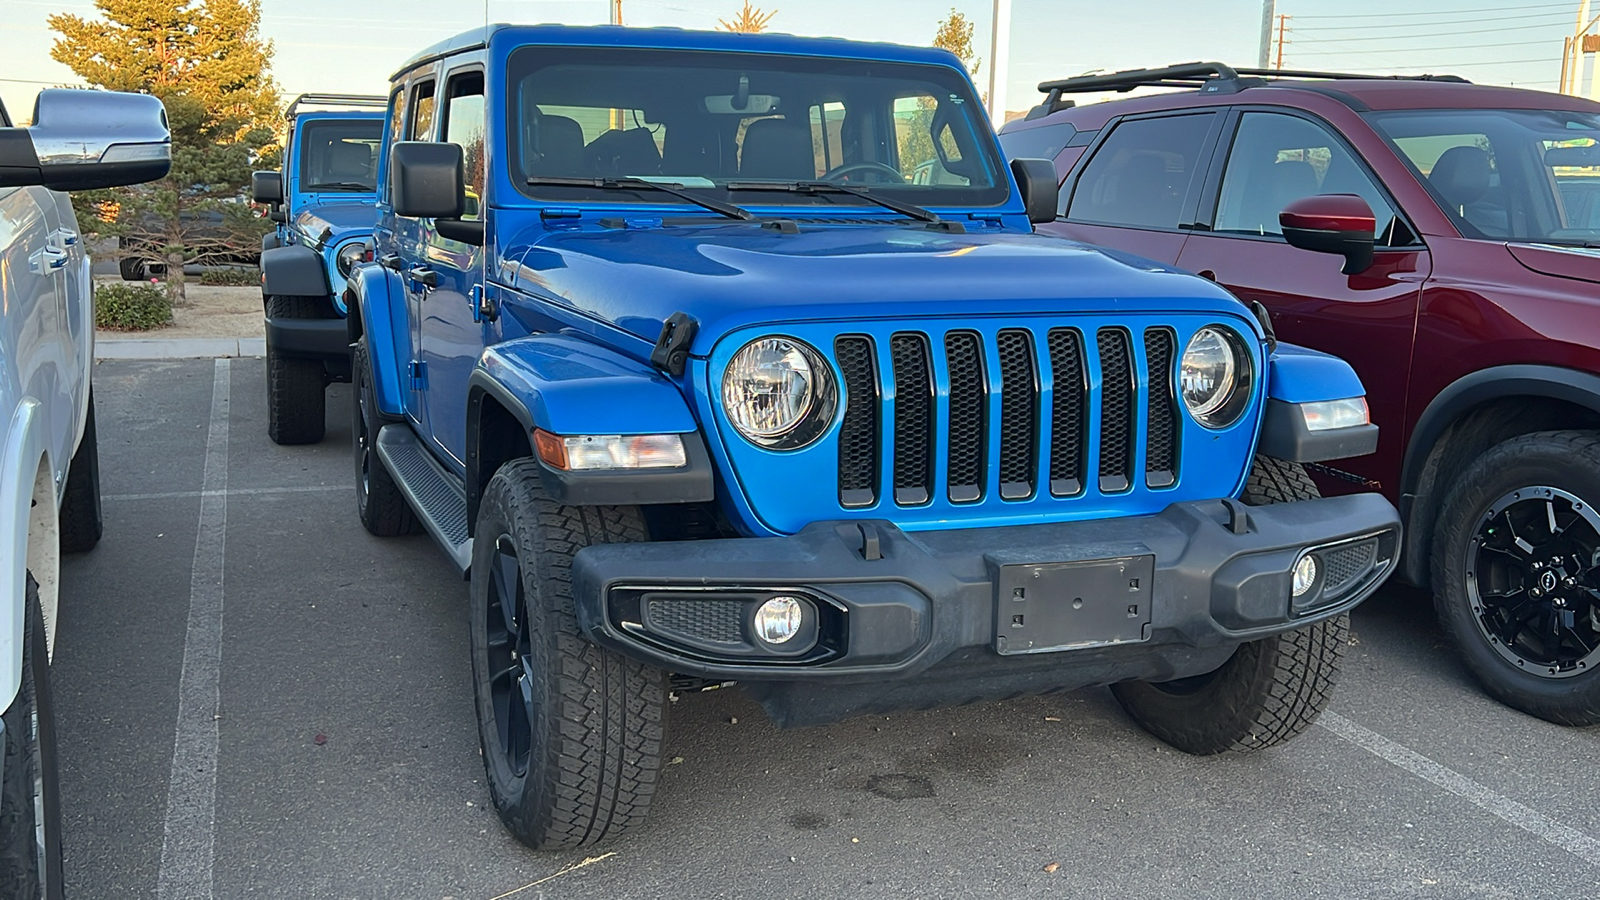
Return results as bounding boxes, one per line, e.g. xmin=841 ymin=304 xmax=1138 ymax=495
xmin=283 ymin=93 xmax=388 ymax=121
xmin=1025 ymin=61 xmax=1470 ymax=119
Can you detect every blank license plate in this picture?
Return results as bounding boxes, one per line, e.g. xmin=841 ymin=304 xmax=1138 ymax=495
xmin=994 ymin=555 xmax=1154 ymax=655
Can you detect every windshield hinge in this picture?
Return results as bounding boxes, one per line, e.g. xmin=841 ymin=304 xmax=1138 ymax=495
xmin=540 ymin=207 xmax=582 ymax=220
xmin=651 ymin=312 xmax=698 ymax=377
xmin=966 ymin=213 xmax=1004 ymax=226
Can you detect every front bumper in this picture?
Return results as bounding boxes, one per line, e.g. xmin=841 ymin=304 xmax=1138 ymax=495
xmin=572 ymin=494 xmax=1400 ymax=724
xmin=264 ymin=314 xmax=351 ymax=376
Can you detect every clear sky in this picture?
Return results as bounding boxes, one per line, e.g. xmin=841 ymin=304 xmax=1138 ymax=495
xmin=0 ymin=0 xmax=1582 ymax=120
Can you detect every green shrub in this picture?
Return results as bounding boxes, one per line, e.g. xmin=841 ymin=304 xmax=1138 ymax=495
xmin=95 ymin=282 xmax=173 ymax=331
xmin=199 ymin=266 xmax=260 ymax=286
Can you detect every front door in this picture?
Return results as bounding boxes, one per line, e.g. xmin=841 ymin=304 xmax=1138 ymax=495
xmin=417 ymin=67 xmax=487 ymax=469
xmin=1176 ymin=110 xmax=1430 ymax=492
xmin=1043 ymin=111 xmax=1222 ymax=265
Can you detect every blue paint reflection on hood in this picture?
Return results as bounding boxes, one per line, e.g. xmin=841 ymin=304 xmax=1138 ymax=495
xmin=495 ymin=215 xmax=1250 ymax=353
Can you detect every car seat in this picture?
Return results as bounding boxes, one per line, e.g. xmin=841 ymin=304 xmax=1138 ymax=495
xmin=586 ymin=127 xmax=663 ymax=178
xmin=327 ymin=140 xmax=373 ymax=184
xmin=739 ymin=118 xmax=815 ymax=180
xmin=1428 ymin=145 xmax=1505 ymax=237
xmin=523 ymin=112 xmax=584 ymax=177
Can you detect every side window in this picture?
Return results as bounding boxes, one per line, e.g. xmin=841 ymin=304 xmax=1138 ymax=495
xmin=1067 ymin=114 xmax=1214 ymax=229
xmin=442 ymin=71 xmax=486 ymax=220
xmin=408 ymin=80 xmax=436 ymax=141
xmin=1213 ymin=112 xmax=1404 ymax=244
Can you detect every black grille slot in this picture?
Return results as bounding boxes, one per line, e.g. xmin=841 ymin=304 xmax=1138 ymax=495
xmin=646 ymin=598 xmax=745 ymax=645
xmin=835 ymin=335 xmax=879 ymax=508
xmin=1143 ymin=327 xmax=1179 ymax=488
xmin=1322 ymin=540 xmax=1378 ymax=595
xmin=944 ymin=331 xmax=986 ymax=503
xmin=1047 ymin=329 xmax=1087 ymax=497
xmin=890 ymin=333 xmax=934 ymax=506
xmin=996 ymin=329 xmax=1038 ymax=500
xmin=1097 ymin=328 xmax=1136 ymax=494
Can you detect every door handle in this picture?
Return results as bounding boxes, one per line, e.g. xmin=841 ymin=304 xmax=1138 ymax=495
xmin=407 ymin=266 xmax=437 ymax=290
xmin=30 ymin=246 xmax=69 ymax=275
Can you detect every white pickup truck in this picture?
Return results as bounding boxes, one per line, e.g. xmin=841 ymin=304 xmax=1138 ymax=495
xmin=0 ymin=88 xmax=169 ymax=899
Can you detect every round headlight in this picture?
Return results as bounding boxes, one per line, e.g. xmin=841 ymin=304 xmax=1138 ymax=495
xmin=721 ymin=337 xmax=835 ymax=448
xmin=1180 ymin=327 xmax=1248 ymax=427
xmin=336 ymin=241 xmax=367 ymax=277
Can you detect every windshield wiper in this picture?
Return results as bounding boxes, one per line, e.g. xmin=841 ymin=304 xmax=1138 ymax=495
xmin=525 ymin=176 xmax=753 ymax=221
xmin=303 ymin=182 xmax=375 ymax=192
xmin=724 ymin=180 xmax=942 ymax=224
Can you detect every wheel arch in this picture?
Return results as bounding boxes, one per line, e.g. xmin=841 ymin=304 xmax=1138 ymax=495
xmin=464 ymin=335 xmax=714 ymax=533
xmin=348 ymin=263 xmax=408 ymax=418
xmin=1 ymin=399 xmax=59 ymax=712
xmin=260 ymin=243 xmax=330 ymax=300
xmin=1398 ymin=365 xmax=1600 ymax=586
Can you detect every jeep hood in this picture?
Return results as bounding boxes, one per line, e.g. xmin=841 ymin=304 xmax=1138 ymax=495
xmin=293 ymin=200 xmax=377 ymax=245
xmin=497 ymin=221 xmax=1251 ymax=353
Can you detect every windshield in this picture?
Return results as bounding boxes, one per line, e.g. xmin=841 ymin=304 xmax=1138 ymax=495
xmin=1370 ymin=108 xmax=1600 ymax=245
xmin=507 ymin=47 xmax=1008 ymax=209
xmin=296 ymin=119 xmax=382 ymax=192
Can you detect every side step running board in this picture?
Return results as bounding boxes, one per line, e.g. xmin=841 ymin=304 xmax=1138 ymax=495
xmin=374 ymin=425 xmax=472 ymax=575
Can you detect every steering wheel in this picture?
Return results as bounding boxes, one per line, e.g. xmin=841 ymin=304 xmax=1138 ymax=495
xmin=821 ymin=161 xmax=907 ymax=184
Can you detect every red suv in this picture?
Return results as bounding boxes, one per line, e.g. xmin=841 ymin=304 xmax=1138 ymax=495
xmin=1000 ymin=63 xmax=1600 ymax=725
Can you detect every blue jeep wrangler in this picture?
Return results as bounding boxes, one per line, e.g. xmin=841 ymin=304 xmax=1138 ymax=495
xmin=350 ymin=25 xmax=1402 ymax=849
xmin=251 ymin=94 xmax=386 ymax=444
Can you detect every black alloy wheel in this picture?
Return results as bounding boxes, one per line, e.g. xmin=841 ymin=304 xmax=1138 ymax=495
xmin=1432 ymin=431 xmax=1600 ymax=725
xmin=1467 ymin=485 xmax=1600 ymax=678
xmin=484 ymin=535 xmax=533 ymax=777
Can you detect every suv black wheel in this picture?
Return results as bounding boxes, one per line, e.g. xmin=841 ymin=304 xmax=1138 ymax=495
xmin=0 ymin=576 xmax=63 ymax=900
xmin=117 ymin=255 xmax=146 ymax=282
xmin=58 ymin=394 xmax=103 ymax=553
xmin=469 ymin=460 xmax=666 ymax=850
xmin=352 ymin=338 xmax=417 ymax=536
xmin=1110 ymin=455 xmax=1348 ymax=754
xmin=264 ymin=295 xmax=327 ymax=445
xmin=1431 ymin=431 xmax=1600 ymax=725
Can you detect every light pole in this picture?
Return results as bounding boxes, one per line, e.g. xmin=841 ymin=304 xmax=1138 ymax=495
xmin=986 ymin=0 xmax=1012 ymax=123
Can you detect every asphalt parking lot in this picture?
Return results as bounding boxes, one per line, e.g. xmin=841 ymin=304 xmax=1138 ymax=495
xmin=58 ymin=357 xmax=1600 ymax=899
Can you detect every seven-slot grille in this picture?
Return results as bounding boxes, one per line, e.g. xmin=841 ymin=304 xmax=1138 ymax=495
xmin=834 ymin=327 xmax=1182 ymax=508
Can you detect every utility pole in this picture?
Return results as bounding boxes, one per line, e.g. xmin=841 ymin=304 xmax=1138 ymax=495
xmin=1258 ymin=0 xmax=1276 ymax=69
xmin=1274 ymin=14 xmax=1291 ymax=71
xmin=986 ymin=0 xmax=1013 ymax=124
xmin=610 ymin=0 xmax=623 ymax=25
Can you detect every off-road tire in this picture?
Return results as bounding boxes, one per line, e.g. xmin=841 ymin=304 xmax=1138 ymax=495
xmin=58 ymin=394 xmax=103 ymax=554
xmin=0 ymin=576 xmax=63 ymax=899
xmin=469 ymin=460 xmax=666 ymax=850
xmin=265 ymin=295 xmax=327 ymax=445
xmin=1110 ymin=455 xmax=1348 ymax=754
xmin=117 ymin=255 xmax=145 ymax=282
xmin=1430 ymin=431 xmax=1600 ymax=726
xmin=352 ymin=339 xmax=418 ymax=536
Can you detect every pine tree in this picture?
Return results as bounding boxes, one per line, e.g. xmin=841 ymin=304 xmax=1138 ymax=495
xmin=50 ymin=0 xmax=278 ymax=304
xmin=719 ymin=2 xmax=777 ymax=34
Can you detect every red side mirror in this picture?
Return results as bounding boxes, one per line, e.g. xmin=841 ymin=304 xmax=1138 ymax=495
xmin=1279 ymin=193 xmax=1376 ymax=275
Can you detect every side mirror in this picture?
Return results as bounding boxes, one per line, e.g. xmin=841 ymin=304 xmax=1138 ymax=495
xmin=0 ymin=89 xmax=170 ymax=191
xmin=1280 ymin=194 xmax=1376 ymax=275
xmin=1010 ymin=157 xmax=1060 ymax=225
xmin=390 ymin=141 xmax=483 ymax=246
xmin=252 ymin=170 xmax=282 ymax=204
xmin=268 ymin=206 xmax=286 ymax=224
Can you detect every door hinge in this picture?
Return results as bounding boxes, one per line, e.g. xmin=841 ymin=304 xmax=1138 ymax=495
xmin=471 ymin=284 xmax=496 ymax=323
xmin=29 ymin=246 xmax=69 ymax=276
xmin=408 ymin=360 xmax=428 ymax=390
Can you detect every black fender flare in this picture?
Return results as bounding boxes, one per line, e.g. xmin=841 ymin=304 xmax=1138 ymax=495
xmin=260 ymin=243 xmax=329 ymax=299
xmin=1398 ymin=364 xmax=1600 ymax=582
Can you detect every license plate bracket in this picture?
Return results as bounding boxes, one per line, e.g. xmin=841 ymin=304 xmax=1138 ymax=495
xmin=994 ymin=555 xmax=1154 ymax=655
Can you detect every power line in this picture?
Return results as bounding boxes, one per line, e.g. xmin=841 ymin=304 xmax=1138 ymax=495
xmin=1297 ymin=3 xmax=1569 ymax=18
xmin=1297 ymin=38 xmax=1559 ymax=56
xmin=1296 ymin=22 xmax=1571 ymax=43
xmin=1298 ymin=10 xmax=1570 ymax=31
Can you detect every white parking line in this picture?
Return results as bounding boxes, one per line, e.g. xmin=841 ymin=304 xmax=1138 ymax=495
xmin=103 ymin=485 xmax=346 ymax=502
xmin=154 ymin=358 xmax=231 ymax=900
xmin=1319 ymin=711 xmax=1600 ymax=867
